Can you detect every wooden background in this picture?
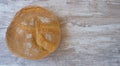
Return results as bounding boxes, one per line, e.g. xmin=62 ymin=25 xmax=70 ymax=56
xmin=0 ymin=0 xmax=120 ymax=66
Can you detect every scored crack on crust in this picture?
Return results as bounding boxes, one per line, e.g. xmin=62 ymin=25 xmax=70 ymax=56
xmin=6 ymin=6 xmax=61 ymax=60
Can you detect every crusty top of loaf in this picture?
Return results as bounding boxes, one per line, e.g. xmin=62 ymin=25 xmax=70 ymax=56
xmin=6 ymin=6 xmax=61 ymax=60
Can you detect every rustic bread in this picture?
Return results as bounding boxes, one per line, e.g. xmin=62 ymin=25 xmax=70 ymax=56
xmin=6 ymin=6 xmax=61 ymax=60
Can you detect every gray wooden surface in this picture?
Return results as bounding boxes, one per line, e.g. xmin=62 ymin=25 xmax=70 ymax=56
xmin=0 ymin=0 xmax=120 ymax=66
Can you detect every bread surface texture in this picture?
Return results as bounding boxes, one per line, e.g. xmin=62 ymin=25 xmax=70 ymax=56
xmin=6 ymin=6 xmax=61 ymax=60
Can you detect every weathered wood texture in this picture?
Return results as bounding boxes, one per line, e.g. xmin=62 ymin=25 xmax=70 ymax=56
xmin=0 ymin=0 xmax=120 ymax=66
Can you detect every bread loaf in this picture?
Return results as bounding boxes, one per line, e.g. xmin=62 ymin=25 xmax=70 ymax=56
xmin=6 ymin=6 xmax=61 ymax=60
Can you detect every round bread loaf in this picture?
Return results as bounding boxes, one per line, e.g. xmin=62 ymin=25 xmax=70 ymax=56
xmin=6 ymin=6 xmax=61 ymax=60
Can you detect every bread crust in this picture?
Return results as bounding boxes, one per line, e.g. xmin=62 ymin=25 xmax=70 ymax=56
xmin=6 ymin=6 xmax=61 ymax=60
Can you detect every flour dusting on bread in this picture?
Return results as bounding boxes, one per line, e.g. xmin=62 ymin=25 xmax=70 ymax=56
xmin=24 ymin=48 xmax=32 ymax=56
xmin=24 ymin=42 xmax=32 ymax=56
xmin=45 ymin=33 xmax=52 ymax=41
xmin=26 ymin=42 xmax=32 ymax=48
xmin=26 ymin=34 xmax=32 ymax=39
xmin=29 ymin=18 xmax=34 ymax=26
xmin=38 ymin=16 xmax=51 ymax=23
xmin=24 ymin=49 xmax=29 ymax=56
xmin=21 ymin=21 xmax=27 ymax=26
xmin=16 ymin=28 xmax=23 ymax=34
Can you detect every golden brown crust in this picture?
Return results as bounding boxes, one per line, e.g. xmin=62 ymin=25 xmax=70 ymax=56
xmin=6 ymin=6 xmax=61 ymax=60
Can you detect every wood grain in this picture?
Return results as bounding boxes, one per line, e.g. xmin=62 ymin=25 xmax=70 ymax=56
xmin=0 ymin=0 xmax=120 ymax=66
